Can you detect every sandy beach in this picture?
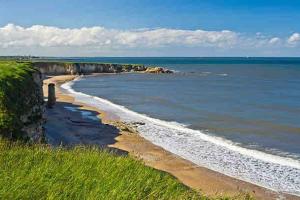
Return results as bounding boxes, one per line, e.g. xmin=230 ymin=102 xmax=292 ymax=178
xmin=43 ymin=75 xmax=299 ymax=200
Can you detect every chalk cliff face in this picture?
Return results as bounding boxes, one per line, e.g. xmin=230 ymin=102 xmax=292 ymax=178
xmin=20 ymin=70 xmax=45 ymax=143
xmin=33 ymin=62 xmax=173 ymax=75
xmin=33 ymin=62 xmax=148 ymax=75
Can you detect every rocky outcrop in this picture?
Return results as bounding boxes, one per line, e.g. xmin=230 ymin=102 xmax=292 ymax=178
xmin=33 ymin=62 xmax=146 ymax=75
xmin=144 ymin=67 xmax=173 ymax=74
xmin=33 ymin=62 xmax=173 ymax=75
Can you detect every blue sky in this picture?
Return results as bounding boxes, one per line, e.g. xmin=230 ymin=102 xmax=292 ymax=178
xmin=1 ymin=0 xmax=300 ymax=56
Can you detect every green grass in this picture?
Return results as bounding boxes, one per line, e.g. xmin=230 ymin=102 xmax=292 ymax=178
xmin=0 ymin=140 xmax=207 ymax=200
xmin=0 ymin=140 xmax=254 ymax=200
xmin=0 ymin=61 xmax=34 ymax=80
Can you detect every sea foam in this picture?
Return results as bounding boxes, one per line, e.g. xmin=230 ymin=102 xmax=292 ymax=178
xmin=62 ymin=77 xmax=300 ymax=196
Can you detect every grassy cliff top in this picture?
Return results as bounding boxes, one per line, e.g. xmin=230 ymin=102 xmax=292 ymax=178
xmin=0 ymin=61 xmax=35 ymax=80
xmin=0 ymin=58 xmax=144 ymax=66
xmin=0 ymin=61 xmax=40 ymax=140
xmin=31 ymin=60 xmax=144 ymax=66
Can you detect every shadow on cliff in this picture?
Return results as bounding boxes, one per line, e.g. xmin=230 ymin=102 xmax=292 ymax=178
xmin=44 ymin=101 xmax=127 ymax=155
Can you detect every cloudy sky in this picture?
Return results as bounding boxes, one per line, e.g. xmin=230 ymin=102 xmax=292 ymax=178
xmin=1 ymin=0 xmax=300 ymax=57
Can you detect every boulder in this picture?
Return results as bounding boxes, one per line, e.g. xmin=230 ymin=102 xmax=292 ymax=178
xmin=145 ymin=67 xmax=173 ymax=74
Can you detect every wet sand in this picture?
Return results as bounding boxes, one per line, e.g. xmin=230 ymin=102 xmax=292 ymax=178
xmin=43 ymin=75 xmax=299 ymax=200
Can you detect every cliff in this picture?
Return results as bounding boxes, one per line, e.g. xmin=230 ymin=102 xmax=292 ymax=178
xmin=32 ymin=62 xmax=172 ymax=75
xmin=0 ymin=61 xmax=172 ymax=143
xmin=0 ymin=62 xmax=44 ymax=142
xmin=33 ymin=62 xmax=146 ymax=75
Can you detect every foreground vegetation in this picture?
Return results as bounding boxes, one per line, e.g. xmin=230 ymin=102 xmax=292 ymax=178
xmin=0 ymin=140 xmax=255 ymax=200
xmin=0 ymin=140 xmax=204 ymax=200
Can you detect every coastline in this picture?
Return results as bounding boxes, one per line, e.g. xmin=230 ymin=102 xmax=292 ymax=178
xmin=43 ymin=74 xmax=299 ymax=200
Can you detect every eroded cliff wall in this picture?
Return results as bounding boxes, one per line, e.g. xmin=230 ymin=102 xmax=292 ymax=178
xmin=33 ymin=62 xmax=147 ymax=75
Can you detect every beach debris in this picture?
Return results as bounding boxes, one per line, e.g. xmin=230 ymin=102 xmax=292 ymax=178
xmin=111 ymin=121 xmax=138 ymax=133
xmin=132 ymin=122 xmax=146 ymax=126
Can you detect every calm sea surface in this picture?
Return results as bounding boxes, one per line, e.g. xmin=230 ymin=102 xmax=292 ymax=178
xmin=60 ymin=57 xmax=300 ymax=194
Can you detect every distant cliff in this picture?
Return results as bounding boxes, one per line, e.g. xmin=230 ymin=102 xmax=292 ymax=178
xmin=32 ymin=62 xmax=172 ymax=75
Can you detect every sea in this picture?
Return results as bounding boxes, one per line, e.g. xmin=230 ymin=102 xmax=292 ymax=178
xmin=58 ymin=57 xmax=300 ymax=195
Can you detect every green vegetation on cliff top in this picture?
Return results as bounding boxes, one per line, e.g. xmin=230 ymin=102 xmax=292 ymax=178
xmin=0 ymin=61 xmax=41 ymax=140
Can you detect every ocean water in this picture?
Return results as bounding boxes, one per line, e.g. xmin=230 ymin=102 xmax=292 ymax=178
xmin=60 ymin=57 xmax=300 ymax=195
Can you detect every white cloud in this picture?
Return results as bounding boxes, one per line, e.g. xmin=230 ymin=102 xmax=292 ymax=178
xmin=0 ymin=24 xmax=238 ymax=48
xmin=0 ymin=24 xmax=299 ymax=56
xmin=287 ymin=33 xmax=300 ymax=45
xmin=269 ymin=37 xmax=281 ymax=45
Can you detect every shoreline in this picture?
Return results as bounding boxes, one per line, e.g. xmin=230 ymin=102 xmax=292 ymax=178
xmin=43 ymin=74 xmax=299 ymax=200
